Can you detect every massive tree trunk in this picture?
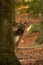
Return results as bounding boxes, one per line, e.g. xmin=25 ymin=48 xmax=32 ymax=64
xmin=0 ymin=0 xmax=21 ymax=65
xmin=36 ymin=0 xmax=43 ymax=44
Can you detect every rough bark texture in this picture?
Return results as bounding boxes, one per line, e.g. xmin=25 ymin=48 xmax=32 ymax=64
xmin=0 ymin=0 xmax=21 ymax=65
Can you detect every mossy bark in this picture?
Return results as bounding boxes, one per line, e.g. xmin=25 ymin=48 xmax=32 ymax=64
xmin=0 ymin=0 xmax=21 ymax=65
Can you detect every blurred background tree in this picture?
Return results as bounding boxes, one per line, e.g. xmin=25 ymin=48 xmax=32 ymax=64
xmin=35 ymin=0 xmax=43 ymax=44
xmin=15 ymin=0 xmax=40 ymax=18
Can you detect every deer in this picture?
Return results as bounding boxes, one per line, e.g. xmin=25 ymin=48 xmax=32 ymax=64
xmin=13 ymin=21 xmax=28 ymax=53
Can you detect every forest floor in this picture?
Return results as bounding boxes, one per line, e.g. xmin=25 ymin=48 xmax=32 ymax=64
xmin=16 ymin=44 xmax=43 ymax=65
xmin=16 ymin=30 xmax=43 ymax=65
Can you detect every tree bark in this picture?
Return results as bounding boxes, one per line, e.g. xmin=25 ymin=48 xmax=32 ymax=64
xmin=0 ymin=0 xmax=21 ymax=65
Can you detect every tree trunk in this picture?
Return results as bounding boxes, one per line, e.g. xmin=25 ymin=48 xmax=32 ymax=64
xmin=36 ymin=0 xmax=43 ymax=44
xmin=0 ymin=0 xmax=21 ymax=65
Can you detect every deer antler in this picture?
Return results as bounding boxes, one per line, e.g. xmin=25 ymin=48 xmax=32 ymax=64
xmin=13 ymin=20 xmax=29 ymax=27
